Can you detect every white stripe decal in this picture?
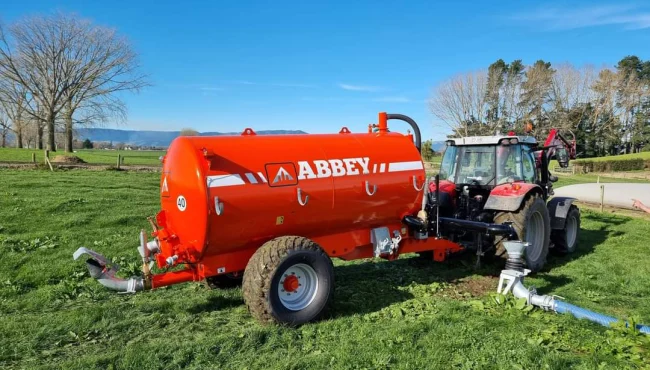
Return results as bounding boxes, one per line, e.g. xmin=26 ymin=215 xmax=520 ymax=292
xmin=207 ymin=174 xmax=245 ymax=187
xmin=245 ymin=173 xmax=258 ymax=184
xmin=373 ymin=164 xmax=377 ymax=173
xmin=380 ymin=163 xmax=386 ymax=173
xmin=257 ymin=172 xmax=267 ymax=183
xmin=388 ymin=161 xmax=424 ymax=172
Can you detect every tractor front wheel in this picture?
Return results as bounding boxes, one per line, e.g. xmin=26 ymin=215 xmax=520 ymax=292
xmin=242 ymin=236 xmax=334 ymax=326
xmin=551 ymin=205 xmax=580 ymax=254
xmin=494 ymin=194 xmax=550 ymax=272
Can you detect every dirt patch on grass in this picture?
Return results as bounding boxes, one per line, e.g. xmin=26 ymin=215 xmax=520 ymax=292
xmin=448 ymin=275 xmax=498 ymax=298
xmin=51 ymin=155 xmax=86 ymax=164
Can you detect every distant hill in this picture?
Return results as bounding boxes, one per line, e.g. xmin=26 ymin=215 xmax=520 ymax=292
xmin=430 ymin=141 xmax=446 ymax=152
xmin=75 ymin=128 xmax=308 ymax=147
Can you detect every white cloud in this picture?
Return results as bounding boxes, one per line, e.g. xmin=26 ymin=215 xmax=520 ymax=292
xmin=511 ymin=3 xmax=650 ymax=30
xmin=338 ymin=83 xmax=382 ymax=92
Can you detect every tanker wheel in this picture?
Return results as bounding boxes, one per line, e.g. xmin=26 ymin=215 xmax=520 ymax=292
xmin=551 ymin=205 xmax=580 ymax=254
xmin=493 ymin=194 xmax=550 ymax=272
xmin=242 ymin=236 xmax=334 ymax=326
xmin=205 ymin=272 xmax=243 ymax=289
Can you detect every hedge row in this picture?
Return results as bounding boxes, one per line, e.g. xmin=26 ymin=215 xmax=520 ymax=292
xmin=574 ymin=158 xmax=649 ymax=173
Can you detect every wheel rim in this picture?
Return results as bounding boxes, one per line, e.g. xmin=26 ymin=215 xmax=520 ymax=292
xmin=277 ymin=263 xmax=319 ymax=311
xmin=525 ymin=210 xmax=545 ymax=261
xmin=566 ymin=215 xmax=578 ymax=249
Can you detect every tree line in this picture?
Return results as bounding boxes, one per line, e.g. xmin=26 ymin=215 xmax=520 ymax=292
xmin=0 ymin=12 xmax=147 ymax=152
xmin=429 ymin=56 xmax=650 ymax=156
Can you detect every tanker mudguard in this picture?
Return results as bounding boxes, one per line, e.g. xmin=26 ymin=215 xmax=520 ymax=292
xmin=547 ymin=196 xmax=577 ymax=230
xmin=483 ymin=183 xmax=542 ymax=212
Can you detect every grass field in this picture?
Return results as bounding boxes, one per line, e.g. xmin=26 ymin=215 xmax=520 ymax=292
xmin=0 ymin=148 xmax=165 ymax=166
xmin=1 ymin=169 xmax=650 ymax=369
xmin=574 ymin=152 xmax=650 ymax=163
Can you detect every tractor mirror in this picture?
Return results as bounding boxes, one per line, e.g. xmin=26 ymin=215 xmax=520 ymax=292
xmin=556 ymin=147 xmax=569 ymax=167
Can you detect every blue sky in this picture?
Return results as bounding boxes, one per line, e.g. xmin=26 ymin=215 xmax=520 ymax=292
xmin=3 ymin=0 xmax=650 ymax=140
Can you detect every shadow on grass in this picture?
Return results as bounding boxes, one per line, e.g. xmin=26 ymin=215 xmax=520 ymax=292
xmin=329 ymin=212 xmax=630 ymax=319
xmin=186 ymin=212 xmax=630 ymax=319
xmin=187 ymin=294 xmax=243 ymax=314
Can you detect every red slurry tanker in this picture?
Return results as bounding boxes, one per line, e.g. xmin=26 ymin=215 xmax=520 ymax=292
xmin=74 ymin=112 xmax=578 ymax=326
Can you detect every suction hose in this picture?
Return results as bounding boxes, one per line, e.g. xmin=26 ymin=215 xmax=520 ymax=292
xmin=73 ymin=247 xmax=145 ymax=293
xmin=498 ymin=241 xmax=650 ymax=334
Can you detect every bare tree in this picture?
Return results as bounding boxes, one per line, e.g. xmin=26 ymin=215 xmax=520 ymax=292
xmin=58 ymin=16 xmax=146 ymax=152
xmin=179 ymin=128 xmax=200 ymax=136
xmin=0 ymin=79 xmax=27 ymax=148
xmin=0 ymin=103 xmax=9 ymax=147
xmin=0 ymin=13 xmax=147 ymax=152
xmin=429 ymin=70 xmax=489 ymax=136
xmin=549 ymin=63 xmax=597 ymax=131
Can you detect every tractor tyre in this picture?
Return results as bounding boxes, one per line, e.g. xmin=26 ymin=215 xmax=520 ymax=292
xmin=206 ymin=272 xmax=243 ymax=289
xmin=551 ymin=205 xmax=580 ymax=254
xmin=493 ymin=194 xmax=550 ymax=272
xmin=242 ymin=236 xmax=334 ymax=326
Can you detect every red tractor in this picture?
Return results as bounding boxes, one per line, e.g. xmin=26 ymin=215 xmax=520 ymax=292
xmin=426 ymin=129 xmax=580 ymax=272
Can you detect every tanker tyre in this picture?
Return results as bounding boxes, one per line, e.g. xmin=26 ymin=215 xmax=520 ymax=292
xmin=242 ymin=236 xmax=334 ymax=326
xmin=493 ymin=194 xmax=550 ymax=273
xmin=551 ymin=205 xmax=580 ymax=254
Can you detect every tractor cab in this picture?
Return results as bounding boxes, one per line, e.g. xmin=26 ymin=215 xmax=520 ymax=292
xmin=439 ymin=135 xmax=539 ymax=188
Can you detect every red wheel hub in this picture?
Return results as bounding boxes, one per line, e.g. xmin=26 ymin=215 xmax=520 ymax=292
xmin=283 ymin=275 xmax=300 ymax=292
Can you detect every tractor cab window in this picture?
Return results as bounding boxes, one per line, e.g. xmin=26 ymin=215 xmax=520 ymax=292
xmin=440 ymin=145 xmax=496 ymax=185
xmin=441 ymin=146 xmax=496 ymax=185
xmin=497 ymin=144 xmax=524 ymax=184
xmin=439 ymin=145 xmax=458 ymax=182
xmin=521 ymin=145 xmax=536 ymax=183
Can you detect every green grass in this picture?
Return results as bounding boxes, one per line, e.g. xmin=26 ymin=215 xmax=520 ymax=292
xmin=554 ymin=173 xmax=650 ymax=188
xmin=0 ymin=148 xmax=165 ymax=166
xmin=574 ymin=152 xmax=650 ymax=163
xmin=1 ymin=169 xmax=650 ymax=369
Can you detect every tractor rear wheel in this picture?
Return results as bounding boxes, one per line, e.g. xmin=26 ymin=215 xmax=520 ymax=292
xmin=551 ymin=205 xmax=580 ymax=254
xmin=242 ymin=236 xmax=334 ymax=326
xmin=494 ymin=194 xmax=550 ymax=272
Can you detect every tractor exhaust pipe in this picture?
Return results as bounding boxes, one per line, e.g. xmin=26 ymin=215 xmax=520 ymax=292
xmin=73 ymin=247 xmax=147 ymax=293
xmin=498 ymin=241 xmax=650 ymax=334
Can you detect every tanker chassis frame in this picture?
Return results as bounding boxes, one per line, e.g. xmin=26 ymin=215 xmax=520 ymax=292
xmin=74 ymin=113 xmax=521 ymax=326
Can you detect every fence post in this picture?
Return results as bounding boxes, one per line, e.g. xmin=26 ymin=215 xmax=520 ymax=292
xmin=600 ymin=185 xmax=605 ymax=213
xmin=31 ymin=152 xmax=36 ymax=163
xmin=117 ymin=154 xmax=121 ymax=169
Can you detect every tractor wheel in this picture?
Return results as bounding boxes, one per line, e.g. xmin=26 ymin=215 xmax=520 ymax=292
xmin=205 ymin=272 xmax=243 ymax=289
xmin=494 ymin=194 xmax=550 ymax=272
xmin=242 ymin=236 xmax=334 ymax=326
xmin=551 ymin=205 xmax=580 ymax=254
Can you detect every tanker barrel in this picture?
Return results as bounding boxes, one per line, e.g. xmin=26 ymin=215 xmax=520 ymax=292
xmin=385 ymin=113 xmax=421 ymax=152
xmin=438 ymin=217 xmax=517 ymax=238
